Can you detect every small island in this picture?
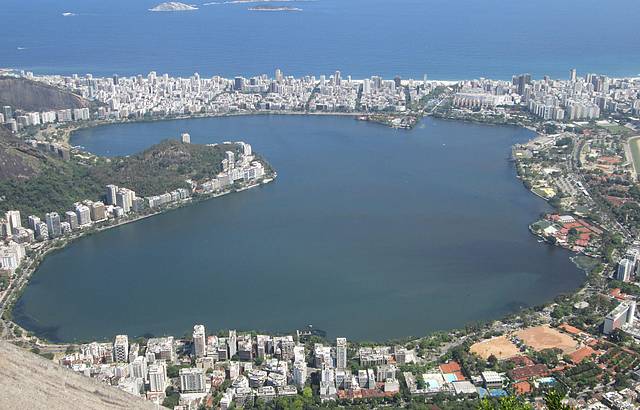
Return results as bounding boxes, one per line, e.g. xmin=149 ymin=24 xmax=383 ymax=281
xmin=149 ymin=2 xmax=198 ymax=12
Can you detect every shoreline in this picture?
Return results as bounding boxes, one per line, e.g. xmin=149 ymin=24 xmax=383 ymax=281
xmin=2 ymin=112 xmax=594 ymax=347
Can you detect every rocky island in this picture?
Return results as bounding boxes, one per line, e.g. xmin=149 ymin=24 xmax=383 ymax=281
xmin=149 ymin=2 xmax=198 ymax=12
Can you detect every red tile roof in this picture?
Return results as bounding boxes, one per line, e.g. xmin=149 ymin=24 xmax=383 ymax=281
xmin=567 ymin=346 xmax=597 ymax=364
xmin=559 ymin=323 xmax=582 ymax=335
xmin=510 ymin=356 xmax=535 ymax=367
xmin=513 ymin=381 xmax=532 ymax=395
xmin=509 ymin=364 xmax=550 ymax=382
xmin=439 ymin=361 xmax=461 ymax=374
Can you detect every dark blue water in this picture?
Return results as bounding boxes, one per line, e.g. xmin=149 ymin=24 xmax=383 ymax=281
xmin=14 ymin=116 xmax=585 ymax=342
xmin=3 ymin=0 xmax=640 ymax=80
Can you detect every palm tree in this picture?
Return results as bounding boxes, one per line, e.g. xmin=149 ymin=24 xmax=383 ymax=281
xmin=543 ymin=389 xmax=572 ymax=410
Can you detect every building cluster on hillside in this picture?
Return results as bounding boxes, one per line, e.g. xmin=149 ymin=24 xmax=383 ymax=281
xmin=1 ymin=103 xmax=89 ymax=133
xmin=197 ymin=141 xmax=266 ymax=195
xmin=452 ymin=69 xmax=640 ymax=122
xmin=8 ymin=69 xmax=435 ymax=123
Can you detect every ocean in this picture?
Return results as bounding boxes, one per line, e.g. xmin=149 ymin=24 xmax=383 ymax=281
xmin=2 ymin=0 xmax=640 ymax=80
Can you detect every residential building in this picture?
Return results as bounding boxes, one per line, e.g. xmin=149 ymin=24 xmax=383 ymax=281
xmin=179 ymin=368 xmax=206 ymax=393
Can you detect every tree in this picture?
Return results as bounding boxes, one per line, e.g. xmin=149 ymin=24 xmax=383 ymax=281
xmin=478 ymin=396 xmax=533 ymax=409
xmin=544 ymin=389 xmax=571 ymax=410
xmin=162 ymin=386 xmax=180 ymax=408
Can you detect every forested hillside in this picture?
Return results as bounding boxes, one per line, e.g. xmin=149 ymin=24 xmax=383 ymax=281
xmin=0 ymin=140 xmax=246 ymax=217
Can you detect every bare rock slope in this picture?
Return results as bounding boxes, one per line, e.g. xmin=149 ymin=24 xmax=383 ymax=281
xmin=0 ymin=341 xmax=160 ymax=409
xmin=0 ymin=77 xmax=89 ymax=112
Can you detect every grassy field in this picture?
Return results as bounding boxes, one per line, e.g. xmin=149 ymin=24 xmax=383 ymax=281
xmin=629 ymin=136 xmax=640 ymax=176
xmin=599 ymin=124 xmax=634 ymax=137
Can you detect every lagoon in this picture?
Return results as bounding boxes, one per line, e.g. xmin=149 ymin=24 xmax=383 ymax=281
xmin=14 ymin=115 xmax=584 ymax=342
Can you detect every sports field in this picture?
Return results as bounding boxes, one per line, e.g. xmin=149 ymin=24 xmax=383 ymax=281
xmin=628 ymin=136 xmax=640 ymax=177
xmin=515 ymin=325 xmax=578 ymax=353
xmin=470 ymin=336 xmax=520 ymax=360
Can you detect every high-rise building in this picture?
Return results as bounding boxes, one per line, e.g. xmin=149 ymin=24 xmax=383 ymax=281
xmin=116 ymin=191 xmax=131 ymax=213
xmin=604 ymin=301 xmax=637 ymax=334
xmin=239 ymin=141 xmax=252 ymax=156
xmin=106 ymin=185 xmax=118 ymax=205
xmin=2 ymin=106 xmax=12 ymax=121
xmin=91 ymin=202 xmax=107 ymax=221
xmin=0 ymin=219 xmax=9 ymax=239
xmin=5 ymin=210 xmax=21 ymax=233
xmin=148 ymin=363 xmax=167 ymax=392
xmin=336 ymin=337 xmax=347 ymax=370
xmin=293 ymin=361 xmax=307 ymax=387
xmin=181 ymin=132 xmax=191 ymax=144
xmin=147 ymin=337 xmax=176 ymax=362
xmin=27 ymin=215 xmax=40 ymax=230
xmin=129 ymin=355 xmax=148 ymax=381
xmin=193 ymin=324 xmax=206 ymax=358
xmin=617 ymin=259 xmax=634 ymax=282
xmin=65 ymin=211 xmax=79 ymax=230
xmin=113 ymin=335 xmax=129 ymax=363
xmin=570 ymin=68 xmax=577 ymax=82
xmin=234 ymin=77 xmax=245 ymax=91
xmin=179 ymin=368 xmax=206 ymax=393
xmin=228 ymin=330 xmax=237 ymax=359
xmin=513 ymin=73 xmax=531 ymax=95
xmin=225 ymin=151 xmax=235 ymax=169
xmin=35 ymin=222 xmax=49 ymax=241
xmin=45 ymin=212 xmax=62 ymax=238
xmin=75 ymin=204 xmax=92 ymax=226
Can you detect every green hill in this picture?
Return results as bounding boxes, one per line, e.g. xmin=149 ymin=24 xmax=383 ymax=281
xmin=0 ymin=139 xmax=268 ymax=217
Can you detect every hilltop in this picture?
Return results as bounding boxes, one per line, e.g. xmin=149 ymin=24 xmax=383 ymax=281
xmin=0 ymin=77 xmax=92 ymax=182
xmin=0 ymin=77 xmax=89 ymax=112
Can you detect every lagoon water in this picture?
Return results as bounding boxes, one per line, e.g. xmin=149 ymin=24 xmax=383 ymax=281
xmin=14 ymin=115 xmax=585 ymax=342
xmin=3 ymin=0 xmax=640 ymax=80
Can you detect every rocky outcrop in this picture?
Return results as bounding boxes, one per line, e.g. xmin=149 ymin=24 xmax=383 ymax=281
xmin=0 ymin=341 xmax=160 ymax=409
xmin=0 ymin=77 xmax=89 ymax=112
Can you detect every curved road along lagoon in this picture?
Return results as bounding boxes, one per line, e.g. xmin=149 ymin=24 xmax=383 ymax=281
xmin=14 ymin=116 xmax=584 ymax=342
